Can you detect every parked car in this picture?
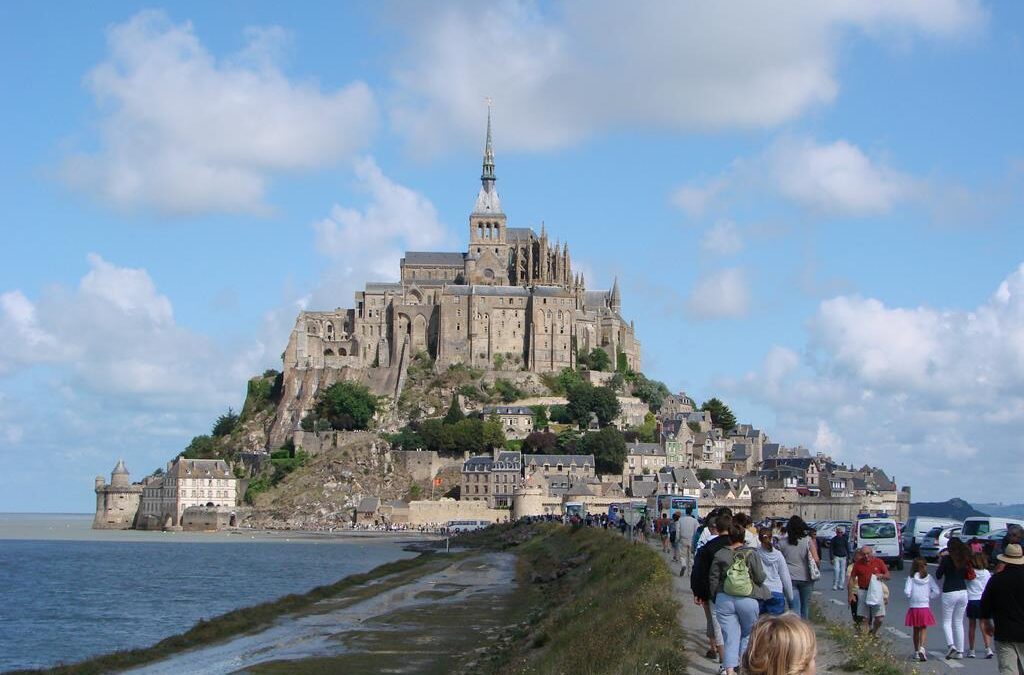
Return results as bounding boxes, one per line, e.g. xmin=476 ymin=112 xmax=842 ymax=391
xmin=959 ymin=517 xmax=1024 ymax=540
xmin=920 ymin=525 xmax=961 ymax=561
xmin=902 ymin=516 xmax=960 ymax=557
xmin=816 ymin=520 xmax=854 ymax=555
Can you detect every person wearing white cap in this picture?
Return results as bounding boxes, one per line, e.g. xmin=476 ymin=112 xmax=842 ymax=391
xmin=980 ymin=542 xmax=1024 ymax=674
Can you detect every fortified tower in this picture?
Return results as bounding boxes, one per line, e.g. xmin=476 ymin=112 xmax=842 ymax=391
xmin=92 ymin=459 xmax=142 ymax=530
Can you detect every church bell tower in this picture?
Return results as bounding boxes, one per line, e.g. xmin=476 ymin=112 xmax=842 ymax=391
xmin=467 ymin=103 xmax=509 ymax=285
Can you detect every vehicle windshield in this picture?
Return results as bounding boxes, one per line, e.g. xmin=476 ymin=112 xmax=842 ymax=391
xmin=860 ymin=522 xmax=896 ymax=539
xmin=962 ymin=520 xmax=990 ymax=536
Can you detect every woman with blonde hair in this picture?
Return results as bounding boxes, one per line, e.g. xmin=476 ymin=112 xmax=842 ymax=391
xmin=742 ymin=613 xmax=817 ymax=675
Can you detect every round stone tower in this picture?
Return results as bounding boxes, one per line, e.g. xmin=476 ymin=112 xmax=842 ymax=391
xmin=110 ymin=459 xmax=130 ymax=487
xmin=93 ymin=459 xmax=142 ymax=530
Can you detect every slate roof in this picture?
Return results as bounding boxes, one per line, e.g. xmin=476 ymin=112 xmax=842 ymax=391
xmin=492 ymin=451 xmax=522 ymax=470
xmin=762 ymin=443 xmax=783 ymax=459
xmin=356 ymin=496 xmax=380 ymax=513
xmin=445 ymin=285 xmax=531 ymax=297
xmin=170 ymin=458 xmax=233 ymax=479
xmin=484 ymin=405 xmax=533 ymax=416
xmin=524 ymin=454 xmax=595 ymax=467
xmin=463 ymin=455 xmax=494 ymax=471
xmin=403 ymin=251 xmax=466 ymax=266
xmin=565 ymin=482 xmax=596 ymax=497
xmin=674 ymin=467 xmax=703 ymax=490
xmin=364 ymin=282 xmax=403 ymax=293
xmin=533 ymin=285 xmax=571 ymax=297
xmin=630 ymin=479 xmax=658 ymax=498
xmin=627 ymin=442 xmax=665 ymax=456
xmin=731 ymin=443 xmax=750 ymax=459
xmin=583 ymin=290 xmax=609 ymax=307
xmin=506 ymin=227 xmax=536 ymax=240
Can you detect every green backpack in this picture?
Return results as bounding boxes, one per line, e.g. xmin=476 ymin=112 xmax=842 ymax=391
xmin=723 ymin=549 xmax=753 ymax=597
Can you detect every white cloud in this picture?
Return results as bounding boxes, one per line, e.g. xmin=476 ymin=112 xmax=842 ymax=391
xmin=674 ymin=136 xmax=917 ymax=218
xmin=768 ymin=137 xmax=917 ymax=215
xmin=62 ymin=10 xmax=377 ymax=215
xmin=0 ymin=254 xmax=256 ymax=407
xmin=722 ymin=262 xmax=1024 ymax=501
xmin=309 ymin=156 xmax=454 ymax=308
xmin=686 ymin=268 xmax=750 ymax=320
xmin=389 ymin=1 xmax=984 ymax=154
xmin=700 ymin=220 xmax=744 ymax=255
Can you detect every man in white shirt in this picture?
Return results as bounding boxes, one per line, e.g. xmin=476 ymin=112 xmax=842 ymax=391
xmin=677 ymin=506 xmax=700 ymax=575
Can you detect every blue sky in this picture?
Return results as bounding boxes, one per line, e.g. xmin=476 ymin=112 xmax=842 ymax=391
xmin=1 ymin=1 xmax=1022 ymax=511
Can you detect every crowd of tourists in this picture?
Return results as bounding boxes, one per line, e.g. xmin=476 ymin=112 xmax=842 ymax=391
xmin=614 ymin=505 xmax=1024 ymax=675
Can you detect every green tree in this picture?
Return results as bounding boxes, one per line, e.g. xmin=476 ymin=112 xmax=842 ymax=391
xmin=530 ymin=404 xmax=549 ymax=430
xmin=588 ymin=348 xmax=611 ymax=372
xmin=493 ymin=353 xmax=506 ymax=370
xmin=522 ymin=430 xmax=558 ymax=453
xmin=697 ymin=468 xmax=714 ymax=482
xmin=493 ymin=378 xmax=522 ymax=403
xmin=608 ymin=372 xmax=625 ymax=392
xmin=700 ymin=397 xmax=737 ymax=432
xmin=443 ymin=398 xmax=465 ymax=425
xmin=182 ymin=434 xmax=217 ymax=459
xmin=309 ymin=381 xmax=379 ymax=431
xmin=548 ymin=404 xmax=572 ymax=424
xmin=616 ymin=350 xmax=629 ymax=373
xmin=211 ymin=407 xmax=240 ymax=437
xmin=565 ymin=381 xmax=595 ymax=428
xmin=582 ymin=427 xmax=627 ymax=475
xmin=556 ymin=427 xmax=583 ymax=454
xmin=630 ymin=373 xmax=671 ymax=411
xmin=385 ymin=426 xmax=426 ymax=450
xmin=632 ymin=411 xmax=657 ymax=443
xmin=591 ymin=386 xmax=621 ymax=427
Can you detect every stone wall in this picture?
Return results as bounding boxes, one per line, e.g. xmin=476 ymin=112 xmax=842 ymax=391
xmin=93 ymin=486 xmax=142 ymax=530
xmin=180 ymin=506 xmax=240 ymax=531
xmin=406 ymin=498 xmax=507 ymax=525
xmin=750 ymin=489 xmax=910 ymax=522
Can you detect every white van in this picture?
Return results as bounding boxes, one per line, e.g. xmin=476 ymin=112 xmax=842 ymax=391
xmin=447 ymin=519 xmax=490 ymax=534
xmin=853 ymin=516 xmax=903 ymax=570
xmin=903 ymin=516 xmax=960 ymax=556
xmin=959 ymin=517 xmax=1024 ymax=540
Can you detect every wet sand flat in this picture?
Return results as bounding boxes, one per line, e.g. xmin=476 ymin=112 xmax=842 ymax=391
xmin=124 ymin=552 xmax=519 ymax=675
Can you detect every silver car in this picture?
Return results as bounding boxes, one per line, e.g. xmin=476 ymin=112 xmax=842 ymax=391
xmin=920 ymin=525 xmax=961 ymax=561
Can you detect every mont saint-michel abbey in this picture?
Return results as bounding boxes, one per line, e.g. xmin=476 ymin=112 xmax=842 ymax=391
xmin=281 ymin=114 xmax=641 ymax=413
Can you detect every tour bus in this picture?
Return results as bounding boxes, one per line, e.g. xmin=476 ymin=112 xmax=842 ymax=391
xmin=564 ymin=502 xmax=586 ymax=521
xmin=852 ymin=513 xmax=903 ymax=570
xmin=446 ymin=519 xmax=490 ymax=534
xmin=647 ymin=494 xmax=699 ymax=520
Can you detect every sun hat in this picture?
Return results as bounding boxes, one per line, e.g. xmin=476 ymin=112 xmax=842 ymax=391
xmin=998 ymin=543 xmax=1024 ymax=565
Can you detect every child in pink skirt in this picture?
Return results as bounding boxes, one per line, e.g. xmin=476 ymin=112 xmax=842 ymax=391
xmin=905 ymin=557 xmax=940 ymax=661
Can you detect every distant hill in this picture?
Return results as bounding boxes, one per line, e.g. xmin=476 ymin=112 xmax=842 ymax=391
xmin=910 ymin=498 xmax=988 ymax=520
xmin=974 ymin=503 xmax=1024 ymax=519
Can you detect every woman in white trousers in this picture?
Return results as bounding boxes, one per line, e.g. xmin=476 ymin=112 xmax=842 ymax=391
xmin=936 ymin=539 xmax=971 ymax=659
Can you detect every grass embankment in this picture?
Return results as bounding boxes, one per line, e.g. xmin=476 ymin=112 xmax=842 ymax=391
xmin=14 ymin=553 xmax=451 ymax=675
xmin=464 ymin=522 xmax=688 ymax=674
xmin=809 ymin=601 xmax=914 ymax=675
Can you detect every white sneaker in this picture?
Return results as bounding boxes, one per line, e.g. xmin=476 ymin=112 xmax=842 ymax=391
xmin=946 ymin=646 xmax=958 ymax=660
xmin=919 ymin=649 xmax=928 ymax=662
xmin=952 ymin=650 xmax=963 ymax=660
xmin=967 ymin=650 xmax=976 ymax=658
xmin=986 ymin=648 xmax=995 ymax=659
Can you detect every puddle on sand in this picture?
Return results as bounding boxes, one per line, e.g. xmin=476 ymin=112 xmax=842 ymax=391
xmin=124 ymin=553 xmax=518 ymax=675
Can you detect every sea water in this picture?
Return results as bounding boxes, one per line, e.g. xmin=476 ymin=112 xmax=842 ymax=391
xmin=0 ymin=514 xmax=422 ymax=672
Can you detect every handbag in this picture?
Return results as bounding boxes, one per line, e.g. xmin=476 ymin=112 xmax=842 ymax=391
xmin=865 ymin=574 xmax=884 ymax=606
xmin=807 ymin=547 xmax=821 ymax=581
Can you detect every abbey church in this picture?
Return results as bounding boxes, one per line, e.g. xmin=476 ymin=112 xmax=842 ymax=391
xmin=281 ymin=113 xmax=641 ymax=407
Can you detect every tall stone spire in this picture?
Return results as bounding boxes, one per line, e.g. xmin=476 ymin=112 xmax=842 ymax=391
xmin=482 ymin=103 xmax=496 ymax=184
xmin=473 ymin=100 xmax=502 ymax=214
xmin=610 ymin=276 xmax=621 ymax=312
